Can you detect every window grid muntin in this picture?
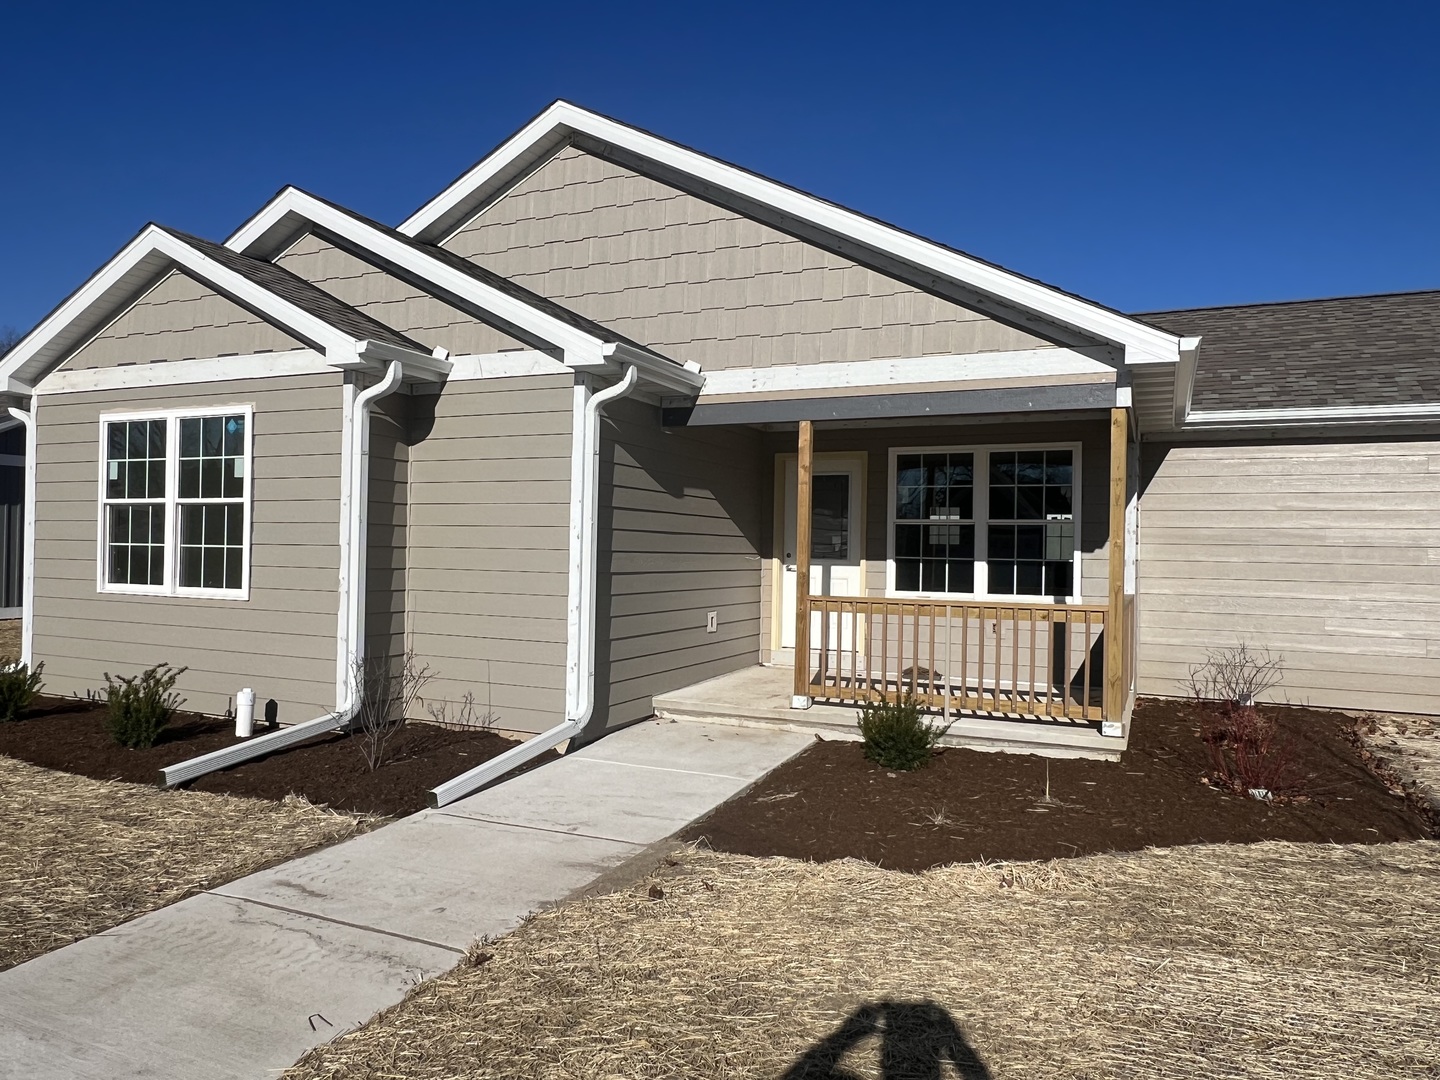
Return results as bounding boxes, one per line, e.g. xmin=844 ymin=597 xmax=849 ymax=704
xmin=894 ymin=451 xmax=975 ymax=594
xmin=102 ymin=419 xmax=168 ymax=588
xmin=888 ymin=444 xmax=1081 ymax=603
xmin=98 ymin=407 xmax=252 ymax=599
xmin=176 ymin=414 xmax=247 ymax=592
xmin=986 ymin=448 xmax=1076 ymax=599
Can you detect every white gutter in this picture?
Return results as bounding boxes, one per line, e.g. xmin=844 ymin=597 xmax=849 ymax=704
xmin=1184 ymin=401 xmax=1440 ymax=430
xmin=427 ymin=363 xmax=640 ymax=808
xmin=5 ymin=401 xmax=36 ymax=668
xmin=160 ymin=360 xmax=405 ymax=787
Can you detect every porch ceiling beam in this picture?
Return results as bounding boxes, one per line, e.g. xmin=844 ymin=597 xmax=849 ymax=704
xmin=663 ymin=381 xmax=1118 ymax=427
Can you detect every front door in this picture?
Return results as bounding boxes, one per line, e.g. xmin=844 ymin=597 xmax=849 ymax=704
xmin=780 ymin=456 xmax=864 ymax=650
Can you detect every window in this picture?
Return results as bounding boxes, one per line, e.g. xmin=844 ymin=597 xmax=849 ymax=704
xmin=890 ymin=445 xmax=1078 ymax=601
xmin=100 ymin=407 xmax=252 ymax=597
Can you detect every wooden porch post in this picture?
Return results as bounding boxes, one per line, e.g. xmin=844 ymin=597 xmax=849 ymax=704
xmin=793 ymin=420 xmax=814 ymax=707
xmin=1104 ymin=407 xmax=1127 ymax=727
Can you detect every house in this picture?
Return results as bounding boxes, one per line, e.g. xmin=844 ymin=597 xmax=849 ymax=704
xmin=1 ymin=102 xmax=1435 ymax=793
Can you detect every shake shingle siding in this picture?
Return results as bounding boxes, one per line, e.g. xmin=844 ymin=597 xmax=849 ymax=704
xmin=62 ymin=271 xmax=303 ymax=369
xmin=275 ymin=233 xmax=526 ymax=355
xmin=444 ymin=146 xmax=1057 ymax=371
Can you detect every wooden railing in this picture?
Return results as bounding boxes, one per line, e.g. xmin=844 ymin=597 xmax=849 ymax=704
xmin=802 ymin=596 xmax=1109 ymax=722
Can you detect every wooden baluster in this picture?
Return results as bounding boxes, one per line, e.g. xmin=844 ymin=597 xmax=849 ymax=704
xmin=928 ymin=604 xmax=938 ymax=702
xmin=1081 ymin=611 xmax=1093 ymax=722
xmin=1027 ymin=608 xmax=1038 ymax=716
xmin=959 ymin=606 xmax=970 ymax=711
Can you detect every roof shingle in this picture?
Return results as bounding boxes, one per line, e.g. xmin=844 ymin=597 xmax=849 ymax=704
xmin=1141 ymin=291 xmax=1440 ymax=411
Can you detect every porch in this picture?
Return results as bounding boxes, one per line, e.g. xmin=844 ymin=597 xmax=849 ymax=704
xmin=653 ymin=664 xmax=1126 ymax=759
xmin=655 ymin=360 xmax=1141 ymax=757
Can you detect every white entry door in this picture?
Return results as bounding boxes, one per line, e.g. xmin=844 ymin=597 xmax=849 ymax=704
xmin=780 ymin=457 xmax=864 ymax=650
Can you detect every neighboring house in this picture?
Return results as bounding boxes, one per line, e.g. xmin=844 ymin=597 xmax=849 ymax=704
xmin=1 ymin=102 xmax=1435 ymax=774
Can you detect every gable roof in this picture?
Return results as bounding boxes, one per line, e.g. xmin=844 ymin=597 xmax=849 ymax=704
xmin=1144 ymin=289 xmax=1440 ymax=414
xmin=0 ymin=224 xmax=439 ymax=394
xmin=227 ymin=187 xmax=702 ymax=395
xmin=400 ymin=101 xmax=1185 ymax=366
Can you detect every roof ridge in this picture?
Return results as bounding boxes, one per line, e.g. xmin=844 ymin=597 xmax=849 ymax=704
xmin=1139 ymin=286 xmax=1440 ymax=318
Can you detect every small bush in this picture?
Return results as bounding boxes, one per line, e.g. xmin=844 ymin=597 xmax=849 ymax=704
xmin=0 ymin=661 xmax=43 ymax=721
xmin=1187 ymin=643 xmax=1299 ymax=795
xmin=347 ymin=650 xmax=435 ymax=771
xmin=104 ymin=663 xmax=187 ymax=749
xmin=857 ymin=694 xmax=951 ymax=771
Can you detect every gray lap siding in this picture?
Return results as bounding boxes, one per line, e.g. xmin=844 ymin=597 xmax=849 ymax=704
xmin=32 ymin=374 xmax=344 ymax=722
xmin=594 ymin=397 xmax=766 ymax=733
xmin=1137 ymin=437 xmax=1440 ymax=714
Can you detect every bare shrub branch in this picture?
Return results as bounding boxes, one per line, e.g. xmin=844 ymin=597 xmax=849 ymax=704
xmin=345 ymin=650 xmax=436 ymax=772
xmin=1186 ymin=642 xmax=1285 ymax=706
xmin=426 ymin=690 xmax=499 ymax=732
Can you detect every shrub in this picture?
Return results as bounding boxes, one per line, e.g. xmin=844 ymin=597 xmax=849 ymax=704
xmin=347 ymin=650 xmax=435 ymax=771
xmin=104 ymin=663 xmax=187 ymax=749
xmin=0 ymin=660 xmax=43 ymax=721
xmin=1187 ymin=644 xmax=1299 ymax=795
xmin=856 ymin=694 xmax=952 ymax=771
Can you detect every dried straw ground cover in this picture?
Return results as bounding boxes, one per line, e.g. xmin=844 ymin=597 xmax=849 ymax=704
xmin=0 ymin=756 xmax=369 ymax=970
xmin=288 ymin=841 xmax=1440 ymax=1080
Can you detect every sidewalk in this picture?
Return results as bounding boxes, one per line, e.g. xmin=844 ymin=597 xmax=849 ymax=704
xmin=0 ymin=718 xmax=810 ymax=1080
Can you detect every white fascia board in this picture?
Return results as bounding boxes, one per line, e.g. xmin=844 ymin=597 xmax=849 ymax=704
xmin=690 ymin=347 xmax=1115 ymax=400
xmin=400 ymin=102 xmax=1183 ymax=365
xmin=442 ymin=350 xmax=570 ymax=381
xmin=35 ymin=349 xmax=330 ymax=395
xmin=606 ymin=341 xmax=705 ymax=395
xmin=1184 ymin=402 xmax=1440 ymax=429
xmin=0 ymin=227 xmax=361 ymax=394
xmin=227 ymin=189 xmax=611 ymax=364
xmin=1171 ymin=336 xmax=1201 ymax=428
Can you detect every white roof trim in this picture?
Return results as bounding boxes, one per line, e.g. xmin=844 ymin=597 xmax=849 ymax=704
xmin=0 ymin=226 xmax=381 ymax=394
xmin=399 ymin=102 xmax=1184 ymax=366
xmin=227 ymin=188 xmax=702 ymax=394
xmin=692 ymin=347 xmax=1116 ymax=401
xmin=1185 ymin=402 xmax=1440 ymax=428
xmin=35 ymin=348 xmax=330 ymax=395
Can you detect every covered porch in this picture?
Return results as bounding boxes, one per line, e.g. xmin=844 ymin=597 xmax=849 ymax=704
xmin=658 ymin=349 xmax=1145 ymax=757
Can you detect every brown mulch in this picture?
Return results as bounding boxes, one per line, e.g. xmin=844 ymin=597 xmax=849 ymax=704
xmin=682 ymin=698 xmax=1433 ymax=871
xmin=0 ymin=695 xmax=549 ymax=817
xmin=0 ymin=756 xmax=368 ymax=971
xmin=284 ymin=841 xmax=1440 ymax=1080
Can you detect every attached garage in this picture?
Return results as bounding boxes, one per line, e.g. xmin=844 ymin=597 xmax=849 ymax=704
xmin=1137 ymin=291 xmax=1440 ymax=716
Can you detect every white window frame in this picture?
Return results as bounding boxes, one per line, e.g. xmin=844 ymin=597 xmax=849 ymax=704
xmin=886 ymin=441 xmax=1083 ymax=605
xmin=96 ymin=404 xmax=255 ymax=601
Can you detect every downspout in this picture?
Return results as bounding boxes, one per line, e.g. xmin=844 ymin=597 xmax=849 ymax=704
xmin=427 ymin=362 xmax=639 ymax=808
xmin=5 ymin=402 xmax=36 ymax=669
xmin=160 ymin=359 xmax=404 ymax=787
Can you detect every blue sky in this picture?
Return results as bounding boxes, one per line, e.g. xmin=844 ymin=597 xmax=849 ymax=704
xmin=2 ymin=1 xmax=1437 ymax=336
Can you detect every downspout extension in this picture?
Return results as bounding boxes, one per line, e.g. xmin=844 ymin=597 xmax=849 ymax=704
xmin=427 ymin=362 xmax=639 ymax=808
xmin=5 ymin=405 xmax=36 ymax=669
xmin=159 ymin=360 xmax=404 ymax=787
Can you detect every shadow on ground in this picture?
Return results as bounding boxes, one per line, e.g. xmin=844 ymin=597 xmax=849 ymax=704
xmin=783 ymin=1000 xmax=991 ymax=1080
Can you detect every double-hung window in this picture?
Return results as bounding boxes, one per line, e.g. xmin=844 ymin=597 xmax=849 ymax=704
xmin=890 ymin=444 xmax=1079 ymax=601
xmin=100 ymin=407 xmax=252 ymax=598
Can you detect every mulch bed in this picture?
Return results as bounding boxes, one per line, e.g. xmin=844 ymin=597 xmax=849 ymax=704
xmin=0 ymin=695 xmax=547 ymax=817
xmin=682 ymin=698 xmax=1434 ymax=870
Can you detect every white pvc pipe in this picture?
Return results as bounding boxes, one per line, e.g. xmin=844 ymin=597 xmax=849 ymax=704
xmin=428 ymin=363 xmax=638 ymax=808
xmin=6 ymin=405 xmax=35 ymax=668
xmin=235 ymin=687 xmax=256 ymax=738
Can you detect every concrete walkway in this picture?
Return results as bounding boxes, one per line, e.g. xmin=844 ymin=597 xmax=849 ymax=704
xmin=0 ymin=718 xmax=810 ymax=1080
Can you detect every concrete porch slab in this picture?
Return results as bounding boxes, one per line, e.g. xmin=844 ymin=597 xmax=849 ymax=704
xmin=654 ymin=664 xmax=1126 ymax=760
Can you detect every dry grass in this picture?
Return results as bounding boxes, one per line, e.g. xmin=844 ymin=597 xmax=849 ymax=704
xmin=0 ymin=620 xmax=19 ymax=665
xmin=0 ymin=755 xmax=372 ymax=970
xmin=1360 ymin=713 xmax=1440 ymax=821
xmin=288 ymin=841 xmax=1440 ymax=1080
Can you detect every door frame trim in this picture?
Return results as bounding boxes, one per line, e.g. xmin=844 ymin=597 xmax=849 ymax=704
xmin=770 ymin=451 xmax=868 ymax=656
